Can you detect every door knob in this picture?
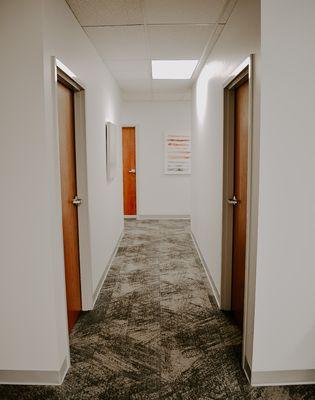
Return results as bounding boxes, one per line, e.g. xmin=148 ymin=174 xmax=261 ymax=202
xmin=227 ymin=195 xmax=239 ymax=206
xmin=72 ymin=195 xmax=83 ymax=206
xmin=128 ymin=169 xmax=136 ymax=174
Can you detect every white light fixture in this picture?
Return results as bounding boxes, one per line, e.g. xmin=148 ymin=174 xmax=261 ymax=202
xmin=56 ymin=59 xmax=77 ymax=79
xmin=152 ymin=60 xmax=198 ymax=80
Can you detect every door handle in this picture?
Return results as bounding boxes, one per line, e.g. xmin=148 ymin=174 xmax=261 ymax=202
xmin=128 ymin=169 xmax=136 ymax=174
xmin=227 ymin=195 xmax=239 ymax=206
xmin=72 ymin=195 xmax=83 ymax=206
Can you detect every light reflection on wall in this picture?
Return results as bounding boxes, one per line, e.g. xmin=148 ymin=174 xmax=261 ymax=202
xmin=195 ymin=61 xmax=225 ymax=124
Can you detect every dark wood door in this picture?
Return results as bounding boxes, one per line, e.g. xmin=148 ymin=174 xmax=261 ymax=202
xmin=122 ymin=127 xmax=137 ymax=216
xmin=231 ymin=80 xmax=249 ymax=329
xmin=57 ymin=81 xmax=82 ymax=332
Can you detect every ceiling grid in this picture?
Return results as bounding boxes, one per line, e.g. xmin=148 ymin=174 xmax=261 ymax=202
xmin=66 ymin=0 xmax=237 ymax=100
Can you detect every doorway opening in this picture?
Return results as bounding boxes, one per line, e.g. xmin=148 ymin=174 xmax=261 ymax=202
xmin=221 ymin=56 xmax=254 ymax=368
xmin=56 ymin=64 xmax=92 ymax=332
xmin=122 ymin=127 xmax=137 ymax=218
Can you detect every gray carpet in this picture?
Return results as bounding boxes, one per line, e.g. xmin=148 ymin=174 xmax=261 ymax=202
xmin=1 ymin=219 xmax=315 ymax=399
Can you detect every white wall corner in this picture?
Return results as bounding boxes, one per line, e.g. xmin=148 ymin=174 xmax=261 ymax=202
xmin=92 ymin=229 xmax=124 ymax=307
xmin=190 ymin=230 xmax=221 ymax=307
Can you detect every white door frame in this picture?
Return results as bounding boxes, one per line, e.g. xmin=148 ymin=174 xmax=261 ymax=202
xmin=52 ymin=56 xmax=94 ymax=311
xmin=221 ymin=55 xmax=257 ymax=376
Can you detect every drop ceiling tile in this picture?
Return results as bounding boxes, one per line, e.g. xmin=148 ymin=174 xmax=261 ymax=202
xmin=119 ymin=78 xmax=151 ymax=93
xmin=148 ymin=24 xmax=215 ymax=59
xmin=84 ymin=26 xmax=148 ymax=61
xmin=66 ymin=0 xmax=144 ymax=26
xmin=152 ymin=91 xmax=191 ymax=101
xmin=123 ymin=92 xmax=153 ymax=101
xmin=152 ymin=80 xmax=192 ymax=93
xmin=144 ymin=0 xmax=226 ymax=24
xmin=106 ymin=60 xmax=151 ymax=82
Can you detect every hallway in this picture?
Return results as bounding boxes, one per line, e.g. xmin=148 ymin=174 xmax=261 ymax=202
xmin=1 ymin=220 xmax=315 ymax=399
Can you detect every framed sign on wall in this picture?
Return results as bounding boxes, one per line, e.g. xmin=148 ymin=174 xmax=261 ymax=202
xmin=164 ymin=133 xmax=191 ymax=175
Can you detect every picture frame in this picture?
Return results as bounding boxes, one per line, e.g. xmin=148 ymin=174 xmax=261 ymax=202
xmin=164 ymin=132 xmax=191 ymax=175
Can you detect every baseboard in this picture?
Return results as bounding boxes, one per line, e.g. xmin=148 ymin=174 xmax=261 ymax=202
xmin=137 ymin=214 xmax=190 ymax=220
xmin=244 ymin=356 xmax=252 ymax=383
xmin=190 ymin=230 xmax=221 ymax=308
xmin=92 ymin=230 xmax=124 ymax=306
xmin=124 ymin=215 xmax=136 ymax=219
xmin=0 ymin=356 xmax=69 ymax=386
xmin=251 ymin=368 xmax=315 ymax=387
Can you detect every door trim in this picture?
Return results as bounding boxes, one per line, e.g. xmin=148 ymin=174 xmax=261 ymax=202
xmin=52 ymin=57 xmax=93 ymax=311
xmin=122 ymin=126 xmax=139 ymax=219
xmin=221 ymin=55 xmax=255 ymax=371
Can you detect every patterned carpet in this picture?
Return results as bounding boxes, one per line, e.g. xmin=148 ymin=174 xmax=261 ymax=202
xmin=1 ymin=219 xmax=315 ymax=399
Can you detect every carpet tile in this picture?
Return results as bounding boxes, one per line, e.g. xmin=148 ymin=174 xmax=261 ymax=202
xmin=1 ymin=220 xmax=315 ymax=399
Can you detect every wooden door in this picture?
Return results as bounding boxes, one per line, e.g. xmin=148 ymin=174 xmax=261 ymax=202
xmin=122 ymin=127 xmax=137 ymax=216
xmin=231 ymin=80 xmax=249 ymax=329
xmin=57 ymin=81 xmax=82 ymax=332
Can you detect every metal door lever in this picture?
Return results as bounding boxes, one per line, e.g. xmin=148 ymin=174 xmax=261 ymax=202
xmin=227 ymin=195 xmax=239 ymax=206
xmin=72 ymin=195 xmax=83 ymax=206
xmin=128 ymin=169 xmax=136 ymax=174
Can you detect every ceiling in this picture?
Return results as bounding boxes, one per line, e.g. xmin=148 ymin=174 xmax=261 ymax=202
xmin=66 ymin=0 xmax=237 ymax=100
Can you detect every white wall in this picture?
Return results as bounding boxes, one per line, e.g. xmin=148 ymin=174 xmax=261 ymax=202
xmin=122 ymin=101 xmax=191 ymax=217
xmin=0 ymin=0 xmax=63 ymax=373
xmin=191 ymin=0 xmax=261 ymax=366
xmin=252 ymin=0 xmax=315 ymax=374
xmin=0 ymin=0 xmax=123 ymax=380
xmin=43 ymin=0 xmax=124 ymax=295
xmin=191 ymin=0 xmax=260 ymax=296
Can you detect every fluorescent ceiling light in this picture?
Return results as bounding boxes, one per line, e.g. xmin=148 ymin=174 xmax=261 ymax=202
xmin=56 ymin=59 xmax=77 ymax=79
xmin=152 ymin=60 xmax=198 ymax=80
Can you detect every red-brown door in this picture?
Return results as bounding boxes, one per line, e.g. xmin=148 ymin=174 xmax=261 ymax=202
xmin=231 ymin=80 xmax=249 ymax=329
xmin=57 ymin=81 xmax=82 ymax=332
xmin=122 ymin=127 xmax=137 ymax=216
